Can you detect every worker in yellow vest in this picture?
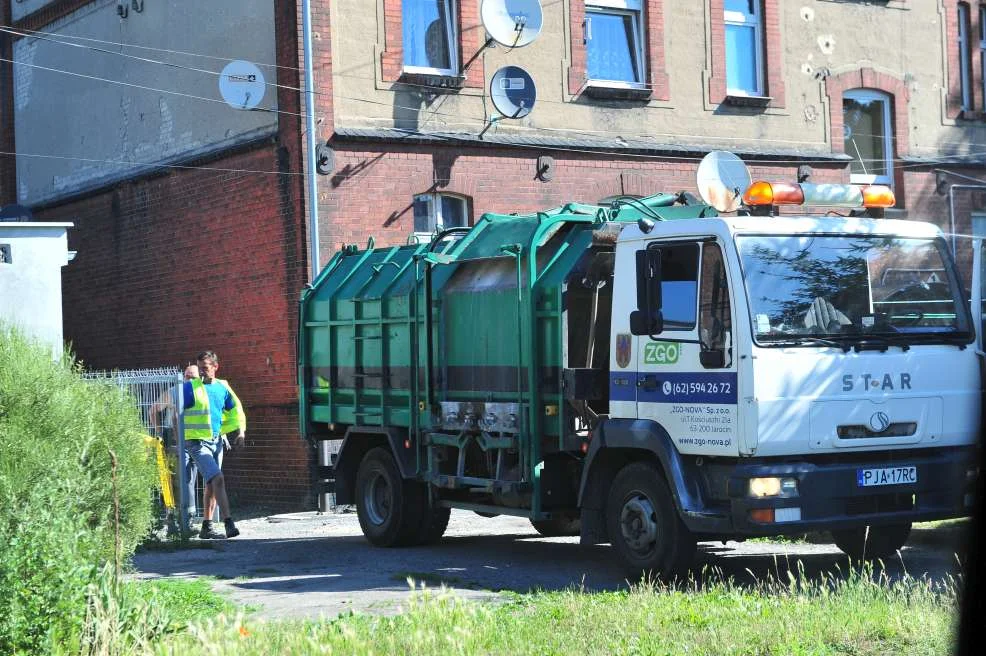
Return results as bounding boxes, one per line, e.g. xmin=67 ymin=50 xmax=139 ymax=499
xmin=183 ymin=350 xmax=246 ymax=539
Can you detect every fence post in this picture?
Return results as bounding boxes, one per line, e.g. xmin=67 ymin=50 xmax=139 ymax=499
xmin=176 ymin=384 xmax=189 ymax=537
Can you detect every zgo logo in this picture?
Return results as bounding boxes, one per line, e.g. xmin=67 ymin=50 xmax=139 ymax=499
xmin=644 ymin=342 xmax=680 ymax=365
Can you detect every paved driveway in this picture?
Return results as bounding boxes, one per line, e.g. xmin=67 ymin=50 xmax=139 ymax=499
xmin=133 ymin=510 xmax=967 ymax=620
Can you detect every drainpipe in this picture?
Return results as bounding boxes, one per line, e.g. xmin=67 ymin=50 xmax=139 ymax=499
xmin=302 ymin=0 xmax=320 ymax=280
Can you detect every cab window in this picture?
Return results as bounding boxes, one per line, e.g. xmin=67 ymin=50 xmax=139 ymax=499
xmin=650 ymin=242 xmax=699 ymax=330
xmin=699 ymin=242 xmax=732 ymax=365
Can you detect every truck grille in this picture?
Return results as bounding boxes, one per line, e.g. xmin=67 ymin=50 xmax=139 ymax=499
xmin=845 ymin=493 xmax=914 ymax=516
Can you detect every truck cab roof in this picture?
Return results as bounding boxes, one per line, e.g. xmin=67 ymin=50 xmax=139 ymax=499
xmin=617 ymin=215 xmax=945 ymax=244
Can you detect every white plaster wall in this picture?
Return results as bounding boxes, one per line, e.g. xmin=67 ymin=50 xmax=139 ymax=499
xmin=0 ymin=222 xmax=73 ymax=356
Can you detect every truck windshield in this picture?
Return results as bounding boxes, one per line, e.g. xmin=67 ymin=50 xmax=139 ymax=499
xmin=736 ymin=234 xmax=972 ymax=345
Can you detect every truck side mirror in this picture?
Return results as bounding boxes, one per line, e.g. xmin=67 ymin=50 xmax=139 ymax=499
xmin=630 ymin=248 xmax=664 ymax=336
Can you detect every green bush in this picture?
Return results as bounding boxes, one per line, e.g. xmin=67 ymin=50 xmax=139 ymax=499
xmin=0 ymin=326 xmax=158 ymax=654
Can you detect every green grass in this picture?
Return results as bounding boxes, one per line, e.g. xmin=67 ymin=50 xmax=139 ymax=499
xmin=390 ymin=571 xmax=466 ymax=587
xmin=127 ymin=578 xmax=234 ymax=629
xmin=156 ymin=564 xmax=958 ymax=655
xmin=0 ymin=326 xmax=159 ymax=654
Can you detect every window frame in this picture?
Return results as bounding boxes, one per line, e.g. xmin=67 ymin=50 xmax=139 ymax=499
xmin=401 ymin=0 xmax=459 ymax=77
xmin=979 ymin=4 xmax=986 ymax=112
xmin=959 ymin=2 xmax=974 ymax=111
xmin=698 ymin=241 xmax=732 ymax=367
xmin=843 ymin=89 xmax=894 ymax=187
xmin=723 ymin=0 xmax=765 ymax=97
xmin=647 ymin=241 xmax=700 ymax=332
xmin=584 ymin=0 xmax=647 ymax=89
xmin=412 ymin=192 xmax=469 ymax=237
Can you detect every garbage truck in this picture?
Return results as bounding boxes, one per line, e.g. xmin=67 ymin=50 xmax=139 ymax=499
xmin=299 ymin=179 xmax=981 ymax=577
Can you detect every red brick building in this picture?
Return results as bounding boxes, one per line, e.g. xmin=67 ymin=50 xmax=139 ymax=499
xmin=2 ymin=0 xmax=985 ymax=509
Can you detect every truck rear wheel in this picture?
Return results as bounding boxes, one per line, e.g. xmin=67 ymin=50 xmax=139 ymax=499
xmin=355 ymin=447 xmax=420 ymax=547
xmin=407 ymin=482 xmax=451 ymax=545
xmin=606 ymin=462 xmax=695 ymax=580
xmin=832 ymin=523 xmax=912 ymax=560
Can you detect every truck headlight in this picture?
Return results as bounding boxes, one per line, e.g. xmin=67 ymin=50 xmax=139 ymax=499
xmin=748 ymin=477 xmax=799 ymax=498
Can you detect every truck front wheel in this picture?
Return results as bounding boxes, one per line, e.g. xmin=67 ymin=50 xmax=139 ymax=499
xmin=831 ymin=523 xmax=912 ymax=560
xmin=606 ymin=462 xmax=695 ymax=580
xmin=355 ymin=447 xmax=420 ymax=547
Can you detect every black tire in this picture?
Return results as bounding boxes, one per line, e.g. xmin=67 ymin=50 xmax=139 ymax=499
xmin=406 ymin=481 xmax=450 ymax=545
xmin=606 ymin=462 xmax=695 ymax=580
xmin=531 ymin=513 xmax=581 ymax=537
xmin=354 ymin=447 xmax=420 ymax=547
xmin=832 ymin=523 xmax=912 ymax=560
xmin=416 ymin=504 xmax=451 ymax=544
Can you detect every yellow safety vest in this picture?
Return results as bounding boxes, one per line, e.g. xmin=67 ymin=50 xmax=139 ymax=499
xmin=217 ymin=378 xmax=246 ymax=435
xmin=182 ymin=378 xmax=247 ymax=440
xmin=183 ymin=378 xmax=213 ymax=440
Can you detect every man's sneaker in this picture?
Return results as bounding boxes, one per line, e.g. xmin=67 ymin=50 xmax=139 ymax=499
xmin=224 ymin=518 xmax=240 ymax=539
xmin=198 ymin=521 xmax=225 ymax=540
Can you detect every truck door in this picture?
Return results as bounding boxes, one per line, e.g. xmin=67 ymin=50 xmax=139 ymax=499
xmin=635 ymin=239 xmax=740 ymax=456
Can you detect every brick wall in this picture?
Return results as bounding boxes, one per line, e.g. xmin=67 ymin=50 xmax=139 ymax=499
xmin=0 ymin=0 xmax=314 ymax=511
xmin=318 ymin=141 xmax=850 ymax=251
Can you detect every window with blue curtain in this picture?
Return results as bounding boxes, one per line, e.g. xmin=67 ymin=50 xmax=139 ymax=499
xmin=586 ymin=1 xmax=644 ymax=84
xmin=402 ymin=0 xmax=456 ymax=73
xmin=724 ymin=0 xmax=763 ymax=95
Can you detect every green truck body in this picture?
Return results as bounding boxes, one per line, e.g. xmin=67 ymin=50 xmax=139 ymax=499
xmin=298 ymin=188 xmax=978 ymax=577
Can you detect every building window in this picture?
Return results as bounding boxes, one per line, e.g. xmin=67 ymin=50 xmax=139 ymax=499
xmin=585 ymin=0 xmax=645 ymax=85
xmin=979 ymin=5 xmax=986 ymax=111
xmin=958 ymin=2 xmax=973 ymax=111
xmin=413 ymin=193 xmax=468 ymax=235
xmin=843 ymin=89 xmax=893 ymax=186
xmin=402 ymin=0 xmax=457 ymax=75
xmin=724 ymin=0 xmax=764 ymax=96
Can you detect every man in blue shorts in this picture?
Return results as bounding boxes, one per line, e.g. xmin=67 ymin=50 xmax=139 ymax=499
xmin=183 ymin=350 xmax=246 ymax=539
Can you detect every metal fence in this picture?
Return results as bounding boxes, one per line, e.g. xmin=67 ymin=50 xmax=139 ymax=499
xmin=83 ymin=367 xmax=194 ymax=533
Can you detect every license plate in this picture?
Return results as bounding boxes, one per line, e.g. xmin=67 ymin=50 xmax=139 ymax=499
xmin=856 ymin=466 xmax=917 ymax=487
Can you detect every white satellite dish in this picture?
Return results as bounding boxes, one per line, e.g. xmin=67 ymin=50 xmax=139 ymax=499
xmin=490 ymin=66 xmax=537 ymax=119
xmin=219 ymin=60 xmax=266 ymax=110
xmin=481 ymin=0 xmax=543 ymax=48
xmin=696 ymin=151 xmax=752 ymax=213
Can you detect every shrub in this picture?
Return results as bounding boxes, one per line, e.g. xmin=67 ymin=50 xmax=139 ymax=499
xmin=0 ymin=326 xmax=158 ymax=654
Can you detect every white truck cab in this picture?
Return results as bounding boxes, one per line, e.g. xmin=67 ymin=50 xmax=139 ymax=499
xmin=602 ymin=194 xmax=980 ymax=562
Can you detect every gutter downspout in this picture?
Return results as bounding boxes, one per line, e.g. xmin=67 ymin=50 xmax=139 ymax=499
xmin=302 ymin=0 xmax=320 ymax=280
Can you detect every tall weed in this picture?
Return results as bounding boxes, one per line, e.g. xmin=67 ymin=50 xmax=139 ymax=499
xmin=0 ymin=326 xmax=158 ymax=654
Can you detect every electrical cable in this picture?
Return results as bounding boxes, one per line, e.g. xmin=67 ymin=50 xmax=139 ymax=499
xmin=6 ymin=24 xmax=984 ymax=158
xmin=7 ymin=22 xmax=979 ymax=152
xmin=0 ymin=56 xmax=300 ymax=117
xmin=0 ymin=149 xmax=305 ymax=176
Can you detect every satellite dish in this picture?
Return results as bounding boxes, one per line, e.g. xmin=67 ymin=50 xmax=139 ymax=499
xmin=490 ymin=66 xmax=537 ymax=119
xmin=0 ymin=203 xmax=33 ymax=222
xmin=696 ymin=151 xmax=752 ymax=213
xmin=219 ymin=60 xmax=266 ymax=110
xmin=481 ymin=0 xmax=543 ymax=47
